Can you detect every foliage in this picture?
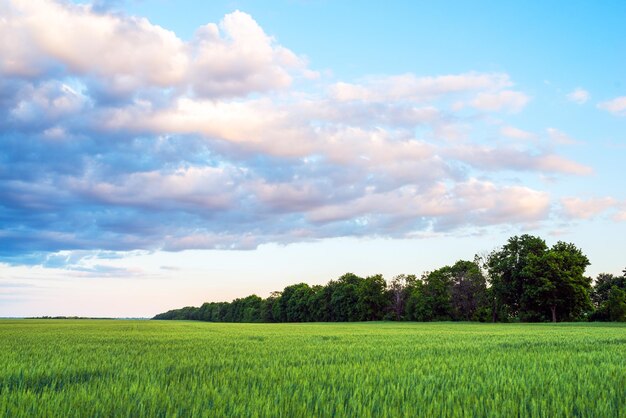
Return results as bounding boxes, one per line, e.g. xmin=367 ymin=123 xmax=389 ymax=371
xmin=154 ymin=236 xmax=622 ymax=323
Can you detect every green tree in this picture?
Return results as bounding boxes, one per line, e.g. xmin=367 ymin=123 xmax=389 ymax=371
xmin=387 ymin=274 xmax=417 ymax=320
xmin=606 ymin=286 xmax=626 ymax=321
xmin=448 ymin=260 xmax=489 ymax=321
xmin=329 ymin=273 xmax=362 ymax=321
xmin=592 ymin=273 xmax=625 ymax=307
xmin=421 ymin=268 xmax=453 ymax=321
xmin=590 ymin=271 xmax=626 ymax=321
xmin=404 ymin=280 xmax=426 ymax=321
xmin=526 ymin=242 xmax=591 ymax=322
xmin=356 ymin=274 xmax=388 ymax=321
xmin=280 ymin=283 xmax=316 ymax=322
xmin=487 ymin=235 xmax=548 ymax=321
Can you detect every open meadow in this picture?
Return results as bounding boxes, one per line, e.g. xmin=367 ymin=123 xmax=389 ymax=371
xmin=1 ymin=320 xmax=624 ymax=417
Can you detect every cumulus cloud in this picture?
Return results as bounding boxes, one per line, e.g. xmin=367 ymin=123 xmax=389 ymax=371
xmin=0 ymin=0 xmax=598 ymax=265
xmin=597 ymin=96 xmax=626 ymax=116
xmin=470 ymin=90 xmax=530 ymax=113
xmin=446 ymin=146 xmax=592 ymax=175
xmin=0 ymin=1 xmax=307 ymax=99
xmin=561 ymin=197 xmax=617 ymax=219
xmin=546 ymin=128 xmax=579 ymax=145
xmin=500 ymin=125 xmax=534 ymax=140
xmin=566 ymin=88 xmax=589 ymax=104
xmin=330 ymin=72 xmax=512 ymax=102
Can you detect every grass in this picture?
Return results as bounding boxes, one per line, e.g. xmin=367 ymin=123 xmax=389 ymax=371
xmin=1 ymin=320 xmax=625 ymax=417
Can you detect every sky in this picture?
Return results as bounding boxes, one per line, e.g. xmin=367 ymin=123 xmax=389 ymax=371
xmin=1 ymin=0 xmax=625 ymax=317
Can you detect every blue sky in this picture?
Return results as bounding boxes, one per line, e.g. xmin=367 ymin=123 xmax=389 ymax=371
xmin=1 ymin=0 xmax=625 ymax=317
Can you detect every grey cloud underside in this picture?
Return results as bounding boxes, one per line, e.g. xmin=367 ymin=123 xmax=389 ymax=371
xmin=0 ymin=2 xmax=591 ymax=263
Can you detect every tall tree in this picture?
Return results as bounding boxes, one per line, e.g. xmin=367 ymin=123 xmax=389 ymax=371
xmin=421 ymin=268 xmax=453 ymax=321
xmin=356 ymin=274 xmax=388 ymax=321
xmin=487 ymin=235 xmax=548 ymax=321
xmin=387 ymin=274 xmax=417 ymax=320
xmin=448 ymin=260 xmax=488 ymax=321
xmin=525 ymin=242 xmax=591 ymax=322
xmin=329 ymin=273 xmax=362 ymax=322
xmin=280 ymin=283 xmax=316 ymax=322
xmin=606 ymin=287 xmax=626 ymax=321
xmin=590 ymin=271 xmax=626 ymax=321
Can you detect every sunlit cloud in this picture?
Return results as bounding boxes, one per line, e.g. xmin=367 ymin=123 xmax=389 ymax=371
xmin=566 ymin=88 xmax=589 ymax=104
xmin=0 ymin=0 xmax=600 ymax=268
xmin=560 ymin=197 xmax=618 ymax=220
xmin=597 ymin=96 xmax=626 ymax=117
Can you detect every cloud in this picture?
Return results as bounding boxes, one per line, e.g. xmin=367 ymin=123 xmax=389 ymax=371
xmin=500 ymin=125 xmax=534 ymax=140
xmin=597 ymin=96 xmax=626 ymax=116
xmin=561 ymin=197 xmax=617 ymax=219
xmin=566 ymin=88 xmax=589 ymax=104
xmin=470 ymin=90 xmax=530 ymax=113
xmin=546 ymin=128 xmax=579 ymax=145
xmin=446 ymin=146 xmax=592 ymax=175
xmin=330 ymin=72 xmax=512 ymax=102
xmin=0 ymin=1 xmax=597 ymax=266
xmin=0 ymin=1 xmax=308 ymax=99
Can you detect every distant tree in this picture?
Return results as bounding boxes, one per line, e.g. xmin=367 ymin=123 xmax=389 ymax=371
xmin=487 ymin=235 xmax=548 ymax=321
xmin=448 ymin=260 xmax=488 ymax=321
xmin=262 ymin=292 xmax=281 ymax=322
xmin=153 ymin=239 xmax=616 ymax=323
xmin=525 ymin=242 xmax=591 ymax=322
xmin=592 ymin=273 xmax=626 ymax=307
xmin=310 ymin=283 xmax=334 ymax=321
xmin=606 ymin=286 xmax=626 ymax=321
xmin=420 ymin=268 xmax=453 ymax=321
xmin=404 ymin=280 xmax=425 ymax=321
xmin=387 ymin=274 xmax=417 ymax=320
xmin=329 ymin=273 xmax=362 ymax=321
xmin=240 ymin=295 xmax=263 ymax=322
xmin=355 ymin=274 xmax=388 ymax=321
xmin=280 ymin=283 xmax=316 ymax=322
xmin=590 ymin=271 xmax=626 ymax=321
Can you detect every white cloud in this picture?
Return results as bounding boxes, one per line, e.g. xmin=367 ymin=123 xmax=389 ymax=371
xmin=189 ymin=11 xmax=308 ymax=97
xmin=68 ymin=167 xmax=238 ymax=211
xmin=561 ymin=197 xmax=617 ymax=219
xmin=0 ymin=2 xmax=603 ymax=259
xmin=470 ymin=90 xmax=530 ymax=113
xmin=330 ymin=72 xmax=512 ymax=102
xmin=0 ymin=1 xmax=307 ymax=98
xmin=566 ymin=88 xmax=589 ymax=104
xmin=446 ymin=146 xmax=592 ymax=175
xmin=546 ymin=128 xmax=579 ymax=145
xmin=9 ymin=81 xmax=88 ymax=122
xmin=598 ymin=96 xmax=626 ymax=116
xmin=500 ymin=125 xmax=534 ymax=140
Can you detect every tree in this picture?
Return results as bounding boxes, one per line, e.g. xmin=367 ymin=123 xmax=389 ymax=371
xmin=487 ymin=235 xmax=548 ymax=321
xmin=280 ymin=283 xmax=316 ymax=322
xmin=421 ymin=268 xmax=453 ymax=321
xmin=606 ymin=286 xmax=626 ymax=322
xmin=262 ymin=291 xmax=282 ymax=322
xmin=448 ymin=260 xmax=489 ymax=321
xmin=356 ymin=274 xmax=388 ymax=321
xmin=590 ymin=271 xmax=626 ymax=321
xmin=526 ymin=242 xmax=591 ymax=322
xmin=329 ymin=273 xmax=362 ymax=321
xmin=387 ymin=274 xmax=417 ymax=320
xmin=404 ymin=280 xmax=426 ymax=321
xmin=592 ymin=273 xmax=625 ymax=307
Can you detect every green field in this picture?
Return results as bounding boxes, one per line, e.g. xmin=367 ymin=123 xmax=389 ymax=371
xmin=1 ymin=320 xmax=625 ymax=417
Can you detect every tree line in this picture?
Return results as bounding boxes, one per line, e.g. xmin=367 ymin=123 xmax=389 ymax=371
xmin=153 ymin=235 xmax=626 ymax=323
